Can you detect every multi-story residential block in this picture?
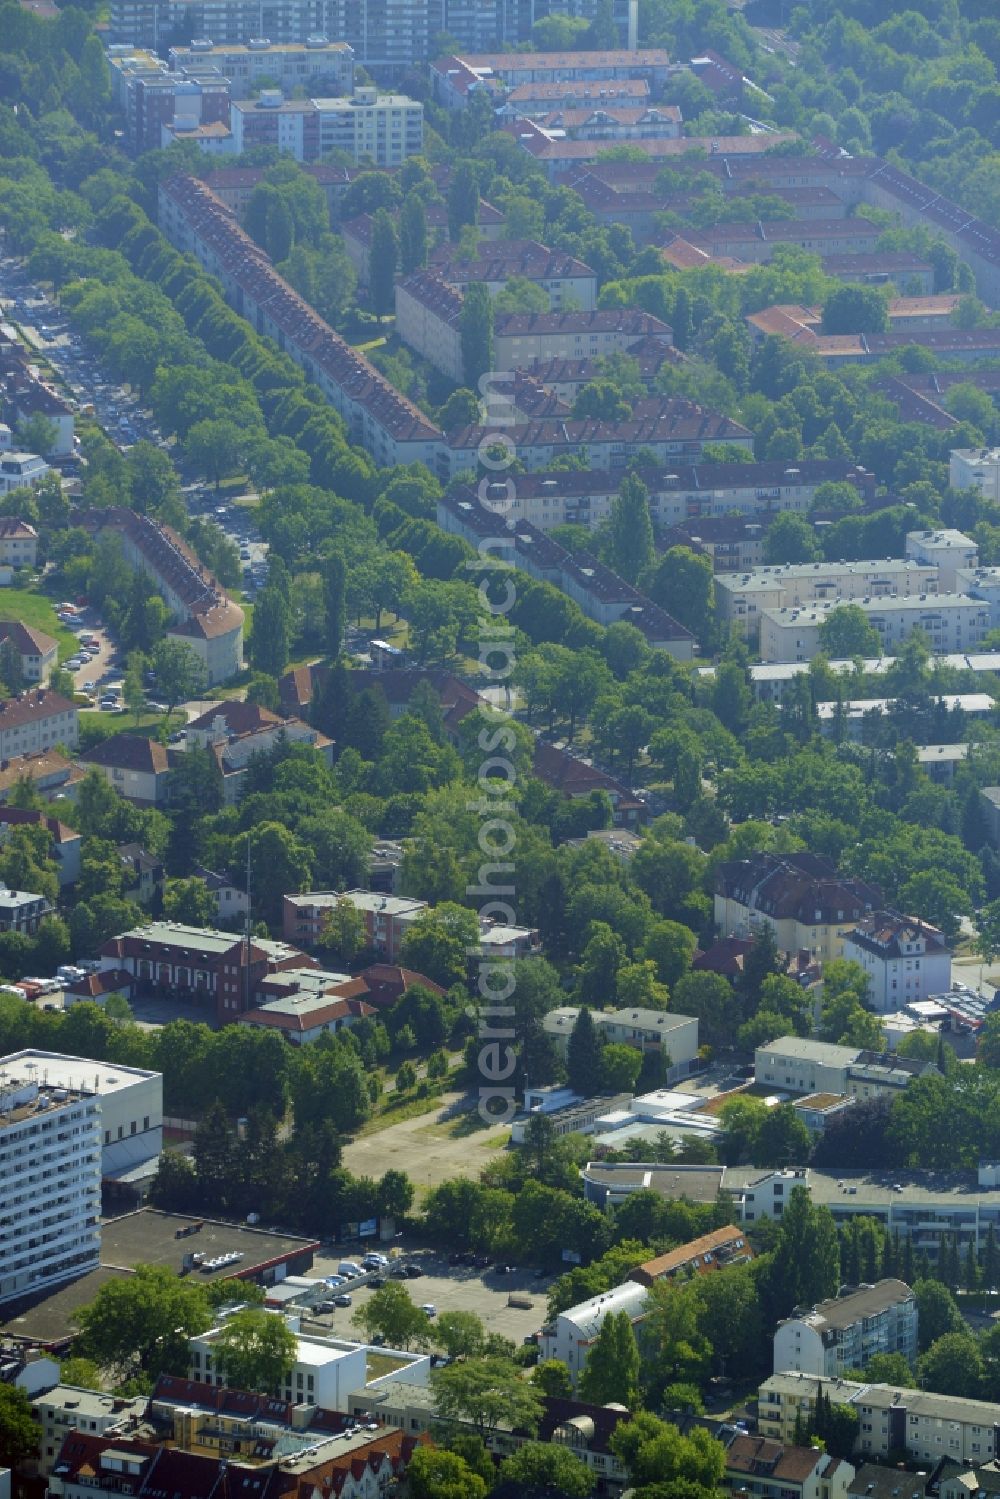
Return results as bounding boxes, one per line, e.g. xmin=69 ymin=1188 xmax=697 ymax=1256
xmin=0 ymin=1066 xmax=102 ymax=1305
xmin=167 ymin=37 xmax=354 ymax=96
xmin=0 ymin=885 xmax=51 ymax=933
xmin=0 ymin=620 xmax=58 ymax=683
xmin=189 ymin=1323 xmax=429 ymax=1409
xmin=524 ymin=101 xmax=682 ymax=141
xmin=773 ymin=1280 xmax=917 ymax=1378
xmin=0 ymin=452 xmax=49 ymax=496
xmin=758 ymin=1371 xmax=1000 ymax=1467
xmin=98 ymin=921 xmax=312 ymax=1025
xmin=80 ymin=508 xmax=243 ymax=685
xmin=759 ymin=594 xmax=991 ymax=666
xmin=717 ymin=560 xmax=938 ymax=640
xmin=955 ymin=565 xmax=1000 ymax=626
xmin=429 ymin=238 xmax=597 ymax=308
xmin=0 ymin=688 xmax=78 ymax=758
xmin=688 ymin=218 xmax=882 ymax=265
xmin=282 ymin=891 xmax=428 ymax=958
xmin=630 ymin=1225 xmax=753 ymax=1288
xmin=747 ymin=296 xmax=961 ymax=344
xmin=502 ymin=76 xmax=650 ymax=114
xmin=229 ymin=85 xmax=423 ymax=165
xmin=240 ymin=973 xmax=375 ymax=1044
xmin=80 ymin=734 xmax=172 ymax=808
xmin=950 ymin=448 xmax=1000 ymax=503
xmin=437 ymin=491 xmax=695 ymax=654
xmin=344 ymin=196 xmax=504 ymax=285
xmin=0 ymin=1049 xmax=162 ymax=1176
xmin=494 ymin=307 xmax=674 ymax=367
xmin=541 ymin=1005 xmax=699 ymax=1082
xmin=714 ymin=851 xmax=881 ymax=963
xmin=723 ymin=1436 xmax=854 ymax=1499
xmin=186 ymin=700 xmax=333 ymax=802
xmin=159 ymin=175 xmax=443 ymax=470
xmin=0 ymin=518 xmax=38 ymax=568
xmin=2 ymin=357 xmax=75 ymax=457
xmin=431 ymin=48 xmax=672 ymax=108
xmin=816 ymin=692 xmax=994 ymax=742
xmin=905 ymin=529 xmax=978 ymax=591
xmin=842 ymin=912 xmax=952 ymax=1012
xmin=32 ymin=1388 xmax=147 ymax=1481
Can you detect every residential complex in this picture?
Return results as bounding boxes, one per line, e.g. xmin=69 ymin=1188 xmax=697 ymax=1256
xmin=167 ymin=37 xmax=354 ymax=95
xmin=759 ymin=593 xmax=991 ymax=665
xmin=754 ymin=1037 xmax=937 ymax=1100
xmin=282 ymin=890 xmax=428 ymax=958
xmin=0 ymin=620 xmax=58 ymax=683
xmin=0 ymin=452 xmax=49 ymax=496
xmin=713 ymin=851 xmax=881 ymax=963
xmin=541 ymin=1005 xmax=700 ymax=1081
xmin=716 ymin=560 xmax=939 ymax=640
xmin=0 ymin=517 xmax=38 ymax=569
xmin=0 ymin=1063 xmax=102 ymax=1305
xmin=230 ymin=86 xmax=424 ymax=165
xmin=773 ymin=1280 xmax=918 ymax=1378
xmin=0 ymin=688 xmax=78 ymax=758
xmin=905 ymin=529 xmax=979 ymax=590
xmin=841 ymin=912 xmax=953 ymax=1011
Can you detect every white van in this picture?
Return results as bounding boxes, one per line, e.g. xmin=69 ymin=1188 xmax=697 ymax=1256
xmin=338 ymin=1261 xmax=363 ymax=1278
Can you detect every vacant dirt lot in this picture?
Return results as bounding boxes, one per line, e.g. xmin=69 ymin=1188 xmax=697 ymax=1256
xmin=341 ymin=1093 xmax=511 ymax=1195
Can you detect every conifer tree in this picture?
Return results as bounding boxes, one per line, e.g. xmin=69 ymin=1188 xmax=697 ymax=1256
xmin=566 ymin=1006 xmax=605 ymax=1096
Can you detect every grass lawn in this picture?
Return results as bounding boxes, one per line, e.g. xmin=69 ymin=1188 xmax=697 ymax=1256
xmin=0 ymin=587 xmax=79 ymax=662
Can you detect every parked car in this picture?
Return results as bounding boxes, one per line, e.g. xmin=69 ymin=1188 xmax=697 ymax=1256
xmin=421 ymin=1304 xmax=437 ymax=1318
xmin=368 ymin=1277 xmax=385 ymax=1289
xmin=315 ymin=1301 xmax=337 ymax=1315
xmin=401 ymin=1265 xmax=423 ymax=1279
xmin=334 ymin=1294 xmax=352 ymax=1307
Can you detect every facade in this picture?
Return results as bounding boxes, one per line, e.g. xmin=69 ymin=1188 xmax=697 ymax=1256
xmin=0 ymin=452 xmax=49 ymax=496
xmin=754 ymin=1038 xmax=935 ymax=1100
xmin=716 ymin=561 xmax=938 ymax=640
xmin=542 ymin=1005 xmax=699 ymax=1082
xmin=431 ymin=48 xmax=672 ymax=107
xmin=32 ymin=1388 xmax=147 ymax=1481
xmin=950 ymin=448 xmax=1000 ymax=503
xmin=98 ymin=921 xmax=312 ymax=1025
xmin=0 ymin=688 xmax=78 ymax=758
xmin=0 ymin=885 xmax=51 ymax=934
xmin=714 ymin=851 xmax=881 ymax=963
xmin=80 ymin=508 xmax=243 ymax=685
xmin=428 ymin=238 xmax=597 ymax=308
xmin=956 ymin=565 xmax=1000 ymax=627
xmin=189 ymin=1324 xmax=429 ymax=1410
xmin=159 ymin=174 xmax=442 ymax=470
xmin=773 ymin=1280 xmax=918 ymax=1378
xmin=539 ymin=1278 xmax=649 ymax=1380
xmin=759 ymin=593 xmax=991 ymax=665
xmin=167 ymin=38 xmax=354 ymax=97
xmin=494 ymin=307 xmax=673 ymax=367
xmin=229 ymin=86 xmax=423 ymax=166
xmin=759 ymin=1371 xmax=1000 ymax=1466
xmin=282 ymin=890 xmax=427 ymax=958
xmin=630 ymin=1225 xmax=753 ymax=1288
xmin=0 ymin=518 xmax=38 ymax=569
xmin=0 ymin=620 xmax=58 ymax=684
xmin=905 ymin=529 xmax=979 ymax=592
xmin=0 ymin=1066 xmax=101 ymax=1305
xmin=842 ymin=912 xmax=952 ymax=1012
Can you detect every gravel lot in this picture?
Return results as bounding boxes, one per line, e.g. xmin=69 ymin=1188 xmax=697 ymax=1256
xmin=341 ymin=1094 xmax=511 ymax=1193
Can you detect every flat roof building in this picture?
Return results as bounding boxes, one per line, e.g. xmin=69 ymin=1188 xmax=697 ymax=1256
xmin=717 ymin=560 xmax=938 ymax=639
xmin=773 ymin=1280 xmax=917 ymax=1379
xmin=759 ymin=593 xmax=991 ymax=665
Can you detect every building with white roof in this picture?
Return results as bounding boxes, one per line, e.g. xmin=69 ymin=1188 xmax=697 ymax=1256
xmin=542 ymin=1006 xmax=699 ymax=1081
xmin=0 ymin=452 xmax=49 ymax=496
xmin=957 ymin=565 xmax=1000 ymax=626
xmin=716 ymin=560 xmax=938 ymax=639
xmin=539 ymin=1279 xmax=649 ymax=1379
xmin=282 ymin=891 xmax=428 ymax=959
xmin=759 ymin=593 xmax=991 ymax=664
xmin=906 ymin=529 xmax=978 ymax=591
xmin=816 ymin=693 xmax=994 ymax=739
xmin=0 ymin=1049 xmax=162 ymax=1176
xmin=950 ymin=448 xmax=1000 ymax=504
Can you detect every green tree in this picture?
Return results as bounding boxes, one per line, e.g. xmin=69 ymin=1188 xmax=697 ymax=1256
xmin=913 ymin=1279 xmax=964 ymax=1351
xmin=765 ymin=512 xmax=821 ymax=565
xmin=567 ymin=1006 xmax=605 ymax=1095
xmin=59 ymin=1357 xmax=104 ymax=1391
xmin=448 ymin=162 xmax=480 ymax=243
xmin=765 ymin=1187 xmax=840 ymax=1318
xmin=460 ymin=282 xmax=494 ymax=390
xmin=917 ymin=1332 xmax=985 ymax=1398
xmin=432 ymin=1357 xmax=544 ymax=1439
xmin=605 ymin=472 xmax=655 ymax=584
xmin=0 ymin=1385 xmax=38 ymax=1469
xmin=610 ymin=1411 xmax=726 ymax=1491
xmin=578 ymin=1309 xmax=640 ymax=1407
xmin=322 ymin=553 xmax=347 ymax=659
xmin=818 ymin=604 xmax=883 ymax=659
xmin=399 ymin=192 xmax=428 ymax=274
xmin=644 ymin=546 xmax=715 ymax=643
xmin=251 ymin=586 xmax=291 ymax=678
xmin=150 ymin=638 xmax=207 ymax=717
xmin=214 ymin=1307 xmax=297 ymax=1394
xmin=755 ymin=1103 xmax=812 ymax=1168
xmin=318 ymin=897 xmax=368 ymax=964
xmin=408 ymin=1448 xmax=487 ymax=1499
xmin=74 ymin=1265 xmax=212 ymax=1382
xmin=352 ymin=1281 xmax=429 ymax=1349
xmin=532 ymin=1359 xmax=574 ymax=1398
xmin=435 ymin=1310 xmax=486 ymax=1359
xmin=17 ymin=412 xmax=58 ymax=457
xmin=370 ymin=208 xmax=399 ymax=320
xmin=163 ymin=877 xmax=218 ymax=928
xmin=400 ymin=903 xmax=479 ymax=988
xmin=498 ymin=1443 xmax=595 ymax=1498
xmin=821 ymin=285 xmax=890 ymax=335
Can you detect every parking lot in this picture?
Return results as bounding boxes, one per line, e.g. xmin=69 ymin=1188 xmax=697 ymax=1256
xmin=303 ymin=1246 xmax=554 ymax=1347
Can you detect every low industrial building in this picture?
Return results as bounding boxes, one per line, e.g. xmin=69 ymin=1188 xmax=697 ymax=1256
xmin=773 ymin=1279 xmax=917 ymax=1378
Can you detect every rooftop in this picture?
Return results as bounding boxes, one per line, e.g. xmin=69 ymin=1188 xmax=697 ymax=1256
xmin=782 ymin=1278 xmax=914 ymax=1331
xmin=0 ymin=1050 xmax=158 ymax=1095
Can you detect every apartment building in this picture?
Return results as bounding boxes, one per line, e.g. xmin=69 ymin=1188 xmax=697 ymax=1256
xmin=905 ymin=529 xmax=979 ymax=591
xmin=760 ymin=593 xmax=991 ymax=665
xmin=80 ymin=508 xmax=243 ymax=685
xmin=0 ymin=688 xmax=78 ymax=758
xmin=2 ymin=355 xmax=75 ymax=458
xmin=345 ymin=196 xmax=504 ymax=285
xmin=714 ymin=851 xmax=881 ymax=963
xmin=282 ymin=891 xmax=428 ymax=958
xmin=229 ymin=86 xmax=423 ymax=165
xmin=437 ymin=490 xmax=695 ymax=655
xmin=724 ymin=1437 xmax=854 ymax=1499
xmin=541 ymin=1005 xmax=699 ymax=1081
xmin=0 ymin=518 xmax=38 ymax=569
xmin=0 ymin=806 xmax=80 ymax=886
xmin=98 ymin=921 xmax=312 ymax=1025
xmin=187 ymin=701 xmax=333 ymax=802
xmin=0 ymin=1066 xmax=102 ymax=1305
xmin=80 ymin=734 xmax=171 ymax=809
xmin=495 ymin=307 xmax=673 ymax=367
xmin=687 ymin=218 xmax=881 ymax=265
xmin=430 ymin=238 xmax=597 ymax=308
xmin=0 ymin=621 xmax=58 ymax=683
xmin=0 ymin=453 xmax=49 ymax=496
xmin=773 ymin=1280 xmax=917 ymax=1379
xmin=159 ymin=174 xmax=442 ymax=470
xmin=754 ymin=1038 xmax=935 ymax=1101
xmin=0 ymin=1050 xmax=162 ymax=1176
xmin=167 ymin=37 xmax=354 ymax=96
xmin=717 ymin=560 xmax=938 ymax=640
xmin=747 ymin=297 xmax=961 ymax=346
xmin=630 ymin=1225 xmax=753 ymax=1289
xmin=842 ymin=912 xmax=952 ymax=1012
xmin=759 ymin=1371 xmax=1000 ymax=1467
xmin=33 ymin=1388 xmax=147 ymax=1481
xmin=431 ymin=48 xmax=672 ymax=108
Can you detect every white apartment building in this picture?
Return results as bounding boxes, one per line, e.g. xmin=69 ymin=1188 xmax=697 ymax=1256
xmin=315 ymin=88 xmax=422 ymax=166
xmin=542 ymin=1006 xmax=700 ymax=1082
xmin=0 ymin=1065 xmax=102 ymax=1305
xmin=754 ymin=1038 xmax=934 ymax=1100
xmin=906 ymin=529 xmax=979 ymax=592
xmin=33 ymin=1388 xmax=147 ymax=1480
xmin=773 ymin=1280 xmax=918 ymax=1379
xmin=759 ymin=594 xmax=991 ymax=664
xmin=841 ymin=912 xmax=952 ymax=1012
xmin=493 ymin=308 xmax=674 ymax=368
xmin=759 ymin=1371 xmax=1000 ymax=1466
xmin=950 ymin=448 xmax=1000 ymax=504
xmin=167 ymin=38 xmax=354 ymax=97
xmin=0 ymin=689 xmax=78 ymax=758
xmin=0 ymin=1051 xmax=162 ymax=1176
xmin=716 ymin=560 xmax=938 ymax=639
xmin=0 ymin=453 xmax=48 ymax=496
xmin=956 ymin=565 xmax=1000 ymax=626
xmin=539 ymin=1280 xmax=649 ymax=1380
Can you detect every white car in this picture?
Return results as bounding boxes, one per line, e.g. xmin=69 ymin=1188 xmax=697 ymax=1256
xmin=66 ymin=657 xmax=82 ymax=670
